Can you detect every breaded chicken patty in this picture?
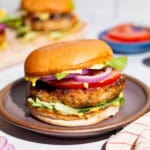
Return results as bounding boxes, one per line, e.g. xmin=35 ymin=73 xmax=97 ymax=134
xmin=30 ymin=75 xmax=125 ymax=108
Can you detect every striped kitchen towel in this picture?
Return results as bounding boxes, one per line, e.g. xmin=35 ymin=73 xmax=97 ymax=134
xmin=106 ymin=111 xmax=150 ymax=150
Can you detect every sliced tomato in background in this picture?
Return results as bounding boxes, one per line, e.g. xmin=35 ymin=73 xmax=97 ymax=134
xmin=107 ymin=24 xmax=150 ymax=42
xmin=46 ymin=70 xmax=122 ymax=89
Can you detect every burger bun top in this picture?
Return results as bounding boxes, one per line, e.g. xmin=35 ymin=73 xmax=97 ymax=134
xmin=21 ymin=0 xmax=74 ymax=13
xmin=25 ymin=39 xmax=113 ymax=76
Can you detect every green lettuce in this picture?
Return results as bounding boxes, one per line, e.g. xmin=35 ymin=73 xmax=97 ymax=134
xmin=48 ymin=31 xmax=65 ymax=40
xmin=0 ymin=15 xmax=33 ymax=38
xmin=69 ymin=0 xmax=75 ymax=11
xmin=16 ymin=26 xmax=30 ymax=37
xmin=0 ymin=15 xmax=22 ymax=29
xmin=54 ymin=72 xmax=69 ymax=80
xmin=28 ymin=95 xmax=125 ymax=115
xmin=78 ymin=96 xmax=125 ymax=113
xmin=52 ymin=56 xmax=127 ymax=80
xmin=106 ymin=56 xmax=128 ymax=70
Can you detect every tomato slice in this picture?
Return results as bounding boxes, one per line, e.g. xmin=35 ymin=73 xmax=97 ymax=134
xmin=46 ymin=71 xmax=122 ymax=89
xmin=107 ymin=24 xmax=150 ymax=42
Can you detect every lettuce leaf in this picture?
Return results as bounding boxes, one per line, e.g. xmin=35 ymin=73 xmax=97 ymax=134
xmin=107 ymin=56 xmax=128 ymax=70
xmin=69 ymin=0 xmax=75 ymax=11
xmin=0 ymin=15 xmax=22 ymax=29
xmin=28 ymin=95 xmax=125 ymax=115
xmin=17 ymin=26 xmax=30 ymax=37
xmin=51 ymin=56 xmax=128 ymax=81
xmin=48 ymin=31 xmax=65 ymax=40
xmin=78 ymin=96 xmax=125 ymax=113
xmin=54 ymin=72 xmax=69 ymax=80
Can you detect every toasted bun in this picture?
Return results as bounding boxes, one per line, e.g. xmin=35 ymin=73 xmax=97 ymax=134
xmin=21 ymin=0 xmax=73 ymax=13
xmin=25 ymin=39 xmax=113 ymax=76
xmin=29 ymin=106 xmax=119 ymax=126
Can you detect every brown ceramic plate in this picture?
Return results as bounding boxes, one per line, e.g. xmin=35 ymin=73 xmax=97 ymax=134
xmin=0 ymin=75 xmax=150 ymax=138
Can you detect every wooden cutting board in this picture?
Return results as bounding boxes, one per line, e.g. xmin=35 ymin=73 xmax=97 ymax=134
xmin=0 ymin=25 xmax=86 ymax=70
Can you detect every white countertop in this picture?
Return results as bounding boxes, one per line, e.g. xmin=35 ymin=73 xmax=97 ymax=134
xmin=0 ymin=14 xmax=150 ymax=150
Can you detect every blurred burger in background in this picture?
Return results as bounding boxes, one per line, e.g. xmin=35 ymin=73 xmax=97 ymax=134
xmin=0 ymin=0 xmax=85 ymax=41
xmin=21 ymin=0 xmax=79 ymax=31
xmin=0 ymin=1 xmax=85 ymax=69
xmin=19 ymin=0 xmax=85 ymax=40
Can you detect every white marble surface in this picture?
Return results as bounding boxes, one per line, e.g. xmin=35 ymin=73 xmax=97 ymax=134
xmin=0 ymin=1 xmax=150 ymax=150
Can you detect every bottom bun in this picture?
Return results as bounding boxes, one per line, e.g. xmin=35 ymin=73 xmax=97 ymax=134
xmin=30 ymin=106 xmax=120 ymax=127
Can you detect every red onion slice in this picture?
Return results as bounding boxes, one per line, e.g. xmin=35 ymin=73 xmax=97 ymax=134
xmin=0 ymin=137 xmax=7 ymax=150
xmin=82 ymin=69 xmax=91 ymax=75
xmin=41 ymin=68 xmax=111 ymax=83
xmin=41 ymin=74 xmax=78 ymax=81
xmin=0 ymin=24 xmax=6 ymax=32
xmin=2 ymin=144 xmax=15 ymax=150
xmin=74 ymin=67 xmax=112 ymax=83
xmin=0 ymin=137 xmax=15 ymax=150
xmin=41 ymin=69 xmax=91 ymax=81
xmin=41 ymin=75 xmax=55 ymax=81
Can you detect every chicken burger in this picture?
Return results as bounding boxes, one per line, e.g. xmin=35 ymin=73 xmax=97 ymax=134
xmin=24 ymin=39 xmax=127 ymax=126
xmin=20 ymin=0 xmax=85 ymax=39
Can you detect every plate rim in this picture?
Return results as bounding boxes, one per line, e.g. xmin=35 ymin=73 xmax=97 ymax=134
xmin=0 ymin=75 xmax=150 ymax=137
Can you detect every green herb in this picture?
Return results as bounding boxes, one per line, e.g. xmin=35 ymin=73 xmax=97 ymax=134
xmin=107 ymin=56 xmax=128 ymax=70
